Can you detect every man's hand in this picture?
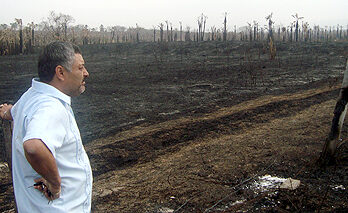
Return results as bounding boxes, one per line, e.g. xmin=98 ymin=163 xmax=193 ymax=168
xmin=0 ymin=103 xmax=13 ymax=120
xmin=33 ymin=177 xmax=61 ymax=201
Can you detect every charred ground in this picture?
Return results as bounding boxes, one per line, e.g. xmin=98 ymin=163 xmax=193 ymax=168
xmin=0 ymin=41 xmax=347 ymax=212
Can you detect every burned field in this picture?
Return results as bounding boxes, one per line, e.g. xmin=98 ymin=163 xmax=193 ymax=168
xmin=0 ymin=41 xmax=347 ymax=212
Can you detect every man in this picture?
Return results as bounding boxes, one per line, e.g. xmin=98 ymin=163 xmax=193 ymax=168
xmin=0 ymin=41 xmax=92 ymax=212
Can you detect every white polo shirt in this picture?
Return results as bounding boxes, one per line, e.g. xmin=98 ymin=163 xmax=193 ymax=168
xmin=11 ymin=78 xmax=92 ymax=213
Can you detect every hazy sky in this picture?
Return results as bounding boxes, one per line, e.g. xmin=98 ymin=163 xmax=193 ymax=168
xmin=1 ymin=0 xmax=347 ymax=30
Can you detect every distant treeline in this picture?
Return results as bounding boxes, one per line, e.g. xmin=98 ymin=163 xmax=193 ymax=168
xmin=0 ymin=11 xmax=347 ymax=55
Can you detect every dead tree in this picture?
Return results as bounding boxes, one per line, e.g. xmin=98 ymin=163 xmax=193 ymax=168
xmin=153 ymin=26 xmax=156 ymax=42
xmin=247 ymin=22 xmax=252 ymax=41
xmin=15 ymin=18 xmax=23 ymax=54
xmin=211 ymin=26 xmax=216 ymax=41
xmin=29 ymin=22 xmax=36 ymax=47
xmin=110 ymin=27 xmax=116 ymax=43
xmin=170 ymin=23 xmax=173 ymax=42
xmin=197 ymin=14 xmax=207 ymax=41
xmin=165 ymin=21 xmax=170 ymax=42
xmin=265 ymin=13 xmax=274 ymax=42
xmin=48 ymin=11 xmax=62 ymax=39
xmin=320 ymin=59 xmax=348 ymax=165
xmin=82 ymin=25 xmax=89 ymax=45
xmin=302 ymin=22 xmax=309 ymax=42
xmin=289 ymin=23 xmax=294 ymax=42
xmin=253 ymin=21 xmax=258 ymax=41
xmin=201 ymin=13 xmax=208 ymax=41
xmin=197 ymin=17 xmax=202 ymax=41
xmin=233 ymin=25 xmax=237 ymax=41
xmin=292 ymin=13 xmax=304 ymax=42
xmin=47 ymin=11 xmax=74 ymax=41
xmin=179 ymin=22 xmax=182 ymax=41
xmin=223 ymin=12 xmax=227 ymax=42
xmin=281 ymin=27 xmax=286 ymax=42
xmin=136 ymin=24 xmax=140 ymax=43
xmin=61 ymin=14 xmax=74 ymax=41
xmin=158 ymin=23 xmax=164 ymax=42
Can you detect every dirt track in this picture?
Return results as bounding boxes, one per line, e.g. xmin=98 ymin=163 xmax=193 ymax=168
xmin=0 ymin=41 xmax=347 ymax=212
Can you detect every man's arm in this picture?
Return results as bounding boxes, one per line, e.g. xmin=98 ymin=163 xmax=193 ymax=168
xmin=0 ymin=103 xmax=13 ymax=121
xmin=23 ymin=139 xmax=61 ymax=200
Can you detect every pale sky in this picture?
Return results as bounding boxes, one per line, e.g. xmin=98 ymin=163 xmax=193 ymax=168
xmin=1 ymin=0 xmax=347 ymax=30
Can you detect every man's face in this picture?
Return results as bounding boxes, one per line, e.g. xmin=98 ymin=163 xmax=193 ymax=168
xmin=64 ymin=53 xmax=89 ymax=97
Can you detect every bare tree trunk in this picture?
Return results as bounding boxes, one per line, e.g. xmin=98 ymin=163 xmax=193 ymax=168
xmin=202 ymin=18 xmax=206 ymax=41
xmin=159 ymin=23 xmax=164 ymax=42
xmin=111 ymin=31 xmax=115 ymax=43
xmin=15 ymin=19 xmax=24 ymax=54
xmin=278 ymin=27 xmax=281 ymax=41
xmin=320 ymin=59 xmax=348 ymax=165
xmin=31 ymin=22 xmax=35 ymax=47
xmin=197 ymin=17 xmax=202 ymax=41
xmin=268 ymin=20 xmax=273 ymax=41
xmin=211 ymin=26 xmax=216 ymax=41
xmin=223 ymin=13 xmax=227 ymax=42
xmin=166 ymin=21 xmax=169 ymax=42
xmin=234 ymin=25 xmax=237 ymax=41
xmin=170 ymin=25 xmax=173 ymax=42
xmin=185 ymin=27 xmax=191 ymax=42
xmin=179 ymin=22 xmax=182 ymax=42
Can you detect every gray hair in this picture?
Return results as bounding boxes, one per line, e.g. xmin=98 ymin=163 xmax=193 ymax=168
xmin=38 ymin=41 xmax=81 ymax=83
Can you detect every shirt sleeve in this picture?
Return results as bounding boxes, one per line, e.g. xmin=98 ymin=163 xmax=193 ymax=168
xmin=23 ymin=101 xmax=68 ymax=158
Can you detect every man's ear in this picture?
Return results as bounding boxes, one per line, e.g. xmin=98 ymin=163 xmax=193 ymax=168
xmin=55 ymin=65 xmax=65 ymax=81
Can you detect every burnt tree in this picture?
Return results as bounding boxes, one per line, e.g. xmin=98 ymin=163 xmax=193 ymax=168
xmin=292 ymin=13 xmax=304 ymax=42
xmin=15 ymin=18 xmax=23 ymax=54
xmin=265 ymin=13 xmax=274 ymax=42
xmin=223 ymin=12 xmax=227 ymax=42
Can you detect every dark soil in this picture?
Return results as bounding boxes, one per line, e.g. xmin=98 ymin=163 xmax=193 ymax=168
xmin=0 ymin=41 xmax=347 ymax=212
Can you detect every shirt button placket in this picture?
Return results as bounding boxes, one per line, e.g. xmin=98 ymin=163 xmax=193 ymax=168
xmin=84 ymin=200 xmax=89 ymax=212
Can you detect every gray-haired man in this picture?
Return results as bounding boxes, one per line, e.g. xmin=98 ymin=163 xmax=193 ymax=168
xmin=0 ymin=41 xmax=92 ymax=212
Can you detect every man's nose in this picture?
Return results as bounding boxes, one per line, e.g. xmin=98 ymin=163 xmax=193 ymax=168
xmin=84 ymin=69 xmax=89 ymax=78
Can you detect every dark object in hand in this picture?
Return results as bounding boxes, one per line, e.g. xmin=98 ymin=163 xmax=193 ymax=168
xmin=33 ymin=181 xmax=53 ymax=203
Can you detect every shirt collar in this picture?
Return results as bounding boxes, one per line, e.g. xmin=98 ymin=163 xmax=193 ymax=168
xmin=31 ymin=78 xmax=71 ymax=105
